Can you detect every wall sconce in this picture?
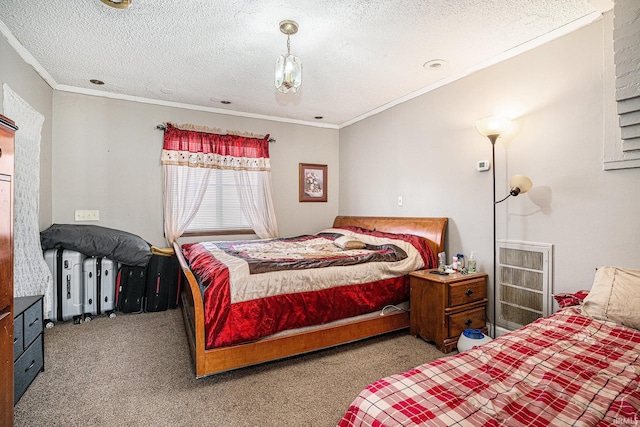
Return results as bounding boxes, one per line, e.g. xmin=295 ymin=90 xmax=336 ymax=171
xmin=476 ymin=116 xmax=532 ymax=338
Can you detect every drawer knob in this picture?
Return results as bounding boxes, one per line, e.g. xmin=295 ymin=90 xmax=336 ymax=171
xmin=465 ymin=319 xmax=473 ymax=326
xmin=29 ymin=318 xmax=39 ymax=327
xmin=25 ymin=360 xmax=35 ymax=372
xmin=465 ymin=289 xmax=474 ymax=296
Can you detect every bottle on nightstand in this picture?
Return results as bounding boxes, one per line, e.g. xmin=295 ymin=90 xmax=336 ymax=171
xmin=468 ymin=251 xmax=477 ymax=273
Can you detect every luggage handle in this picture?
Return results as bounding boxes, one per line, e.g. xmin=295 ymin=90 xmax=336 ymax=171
xmin=56 ymin=249 xmax=64 ymax=321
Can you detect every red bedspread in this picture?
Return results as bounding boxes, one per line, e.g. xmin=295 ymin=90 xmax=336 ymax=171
xmin=338 ymin=307 xmax=640 ymax=426
xmin=183 ymin=228 xmax=435 ymax=349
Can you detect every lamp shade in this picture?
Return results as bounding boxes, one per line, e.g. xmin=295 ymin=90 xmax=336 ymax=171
xmin=275 ymin=53 xmax=302 ymax=93
xmin=476 ymin=116 xmax=511 ymax=138
xmin=509 ymin=174 xmax=533 ymax=195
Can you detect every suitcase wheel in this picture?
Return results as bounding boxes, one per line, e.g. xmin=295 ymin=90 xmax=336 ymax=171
xmin=84 ymin=314 xmax=93 ymax=322
xmin=73 ymin=316 xmax=83 ymax=325
xmin=108 ymin=312 xmax=117 ymax=319
xmin=45 ymin=320 xmax=54 ymax=329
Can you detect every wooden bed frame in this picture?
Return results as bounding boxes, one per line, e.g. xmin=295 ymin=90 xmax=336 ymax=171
xmin=173 ymin=215 xmax=447 ymax=378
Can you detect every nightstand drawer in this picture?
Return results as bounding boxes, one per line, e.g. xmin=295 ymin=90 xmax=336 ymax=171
xmin=448 ymin=306 xmax=486 ymax=338
xmin=14 ymin=335 xmax=43 ymax=405
xmin=448 ymin=278 xmax=486 ymax=307
xmin=23 ymin=299 xmax=43 ymax=346
xmin=13 ymin=313 xmax=23 ymax=360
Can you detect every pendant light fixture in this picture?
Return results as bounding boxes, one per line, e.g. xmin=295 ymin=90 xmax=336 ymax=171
xmin=275 ymin=20 xmax=302 ymax=93
xmin=100 ymin=0 xmax=132 ymax=9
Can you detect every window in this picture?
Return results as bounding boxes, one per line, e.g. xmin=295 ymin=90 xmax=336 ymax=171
xmin=179 ymin=168 xmax=254 ymax=235
xmin=161 ymin=123 xmax=279 ymax=242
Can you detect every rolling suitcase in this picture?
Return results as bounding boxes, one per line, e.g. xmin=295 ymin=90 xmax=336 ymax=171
xmin=145 ymin=254 xmax=180 ymax=312
xmin=83 ymin=257 xmax=118 ymax=320
xmin=116 ymin=265 xmax=146 ymax=313
xmin=44 ymin=248 xmax=86 ymax=324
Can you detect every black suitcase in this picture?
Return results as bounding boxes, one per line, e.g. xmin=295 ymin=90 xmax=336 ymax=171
xmin=145 ymin=254 xmax=180 ymax=312
xmin=116 ymin=265 xmax=146 ymax=313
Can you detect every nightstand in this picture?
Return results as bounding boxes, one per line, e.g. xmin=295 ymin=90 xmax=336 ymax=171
xmin=410 ymin=269 xmax=488 ymax=353
xmin=13 ymin=295 xmax=44 ymax=404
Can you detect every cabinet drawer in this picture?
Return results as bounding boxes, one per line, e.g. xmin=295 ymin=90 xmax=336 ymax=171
xmin=13 ymin=313 xmax=23 ymax=360
xmin=14 ymin=335 xmax=43 ymax=405
xmin=23 ymin=300 xmax=43 ymax=346
xmin=448 ymin=306 xmax=486 ymax=338
xmin=448 ymin=278 xmax=486 ymax=307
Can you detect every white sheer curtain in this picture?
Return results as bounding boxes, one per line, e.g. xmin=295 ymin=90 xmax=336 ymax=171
xmin=3 ymin=84 xmax=53 ymax=315
xmin=162 ymin=164 xmax=211 ymax=244
xmin=161 ymin=123 xmax=279 ymax=244
xmin=234 ymin=170 xmax=279 ymax=239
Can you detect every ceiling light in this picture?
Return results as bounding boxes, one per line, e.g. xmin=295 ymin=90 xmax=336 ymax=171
xmin=423 ymin=59 xmax=446 ymax=70
xmin=90 ymin=79 xmax=104 ymax=85
xmin=314 ymin=116 xmax=323 ymax=120
xmin=275 ymin=20 xmax=302 ymax=94
xmin=100 ymin=0 xmax=132 ymax=9
xmin=220 ymin=101 xmax=231 ymax=105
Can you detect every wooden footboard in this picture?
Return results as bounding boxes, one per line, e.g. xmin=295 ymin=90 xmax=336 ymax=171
xmin=174 ymin=216 xmax=447 ymax=378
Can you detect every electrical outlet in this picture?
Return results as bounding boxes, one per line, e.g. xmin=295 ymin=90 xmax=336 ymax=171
xmin=397 ymin=196 xmax=403 ymax=207
xmin=75 ymin=210 xmax=100 ymax=221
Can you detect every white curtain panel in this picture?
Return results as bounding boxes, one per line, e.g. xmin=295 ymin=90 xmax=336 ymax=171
xmin=3 ymin=84 xmax=53 ymax=315
xmin=234 ymin=169 xmax=279 ymax=239
xmin=162 ymin=164 xmax=212 ymax=244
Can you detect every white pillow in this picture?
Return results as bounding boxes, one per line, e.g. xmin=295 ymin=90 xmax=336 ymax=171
xmin=582 ymin=266 xmax=640 ymax=330
xmin=333 ymin=235 xmax=366 ymax=250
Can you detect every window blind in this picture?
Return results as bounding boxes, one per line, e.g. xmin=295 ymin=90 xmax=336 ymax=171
xmin=179 ymin=168 xmax=252 ymax=233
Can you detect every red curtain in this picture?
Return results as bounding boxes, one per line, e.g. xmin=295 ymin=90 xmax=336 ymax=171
xmin=163 ymin=123 xmax=270 ymax=159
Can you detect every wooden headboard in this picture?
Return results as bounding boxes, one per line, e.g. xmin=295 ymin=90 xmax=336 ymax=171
xmin=332 ymin=216 xmax=447 ymax=257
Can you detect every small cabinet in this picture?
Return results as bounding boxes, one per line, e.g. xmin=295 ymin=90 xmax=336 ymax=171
xmin=13 ymin=295 xmax=44 ymax=404
xmin=410 ymin=270 xmax=488 ymax=353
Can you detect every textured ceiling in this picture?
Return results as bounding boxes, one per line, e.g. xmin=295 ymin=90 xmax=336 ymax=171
xmin=0 ymin=1 xmax=610 ymax=128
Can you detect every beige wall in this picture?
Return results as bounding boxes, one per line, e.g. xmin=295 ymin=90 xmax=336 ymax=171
xmin=51 ymin=92 xmax=339 ymax=247
xmin=0 ymin=34 xmax=53 ymax=229
xmin=338 ymin=12 xmax=640 ymax=296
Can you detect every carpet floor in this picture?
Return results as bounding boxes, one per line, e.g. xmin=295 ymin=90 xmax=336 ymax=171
xmin=14 ymin=308 xmax=448 ymax=427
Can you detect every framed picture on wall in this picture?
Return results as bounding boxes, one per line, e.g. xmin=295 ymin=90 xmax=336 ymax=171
xmin=299 ymin=163 xmax=327 ymax=202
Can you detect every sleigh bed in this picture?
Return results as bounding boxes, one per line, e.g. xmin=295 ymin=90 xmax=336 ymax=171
xmin=173 ymin=216 xmax=447 ymax=378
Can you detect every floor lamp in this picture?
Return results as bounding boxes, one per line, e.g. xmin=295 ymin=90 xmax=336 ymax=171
xmin=476 ymin=117 xmax=532 ymax=338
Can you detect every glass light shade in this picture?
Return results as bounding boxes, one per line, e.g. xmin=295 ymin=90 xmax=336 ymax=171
xmin=275 ymin=54 xmax=302 ymax=93
xmin=509 ymin=174 xmax=533 ymax=195
xmin=476 ymin=116 xmax=512 ymax=138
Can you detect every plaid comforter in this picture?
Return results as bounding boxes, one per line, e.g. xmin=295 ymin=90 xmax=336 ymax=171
xmin=338 ymin=307 xmax=640 ymax=426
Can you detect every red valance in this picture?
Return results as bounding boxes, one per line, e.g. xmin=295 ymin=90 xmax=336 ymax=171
xmin=161 ymin=123 xmax=271 ymax=170
xmin=163 ymin=123 xmax=270 ymax=158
